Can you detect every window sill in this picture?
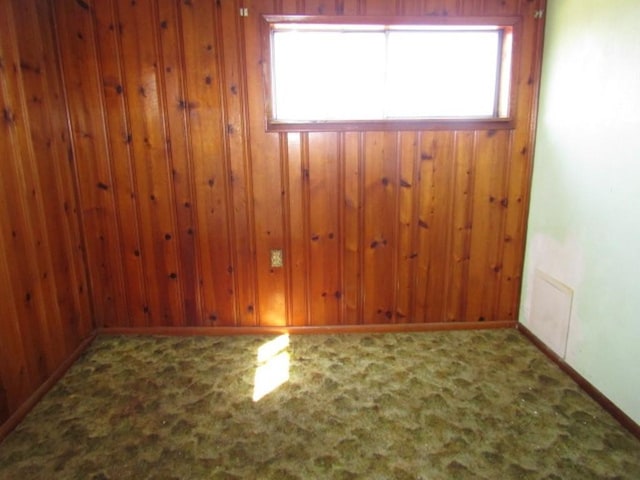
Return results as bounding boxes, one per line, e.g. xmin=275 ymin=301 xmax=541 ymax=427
xmin=266 ymin=117 xmax=515 ymax=133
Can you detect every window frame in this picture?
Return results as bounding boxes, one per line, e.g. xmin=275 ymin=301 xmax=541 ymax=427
xmin=261 ymin=15 xmax=521 ymax=132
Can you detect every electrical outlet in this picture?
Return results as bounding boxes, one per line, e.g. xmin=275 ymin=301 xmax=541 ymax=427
xmin=270 ymin=249 xmax=283 ymax=268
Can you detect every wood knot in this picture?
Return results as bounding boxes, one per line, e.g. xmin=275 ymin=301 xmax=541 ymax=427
xmin=370 ymin=238 xmax=388 ymax=249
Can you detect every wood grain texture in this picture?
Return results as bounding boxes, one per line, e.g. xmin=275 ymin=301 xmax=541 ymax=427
xmin=49 ymin=0 xmax=545 ymax=329
xmin=0 ymin=0 xmax=93 ymax=426
xmin=0 ymin=0 xmax=545 ymax=435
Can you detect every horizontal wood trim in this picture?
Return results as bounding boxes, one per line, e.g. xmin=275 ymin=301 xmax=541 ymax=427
xmin=99 ymin=321 xmax=516 ymax=336
xmin=262 ymin=14 xmax=523 ymax=27
xmin=266 ymin=118 xmax=517 ymax=133
xmin=0 ymin=332 xmax=97 ymax=444
xmin=518 ymin=323 xmax=640 ymax=441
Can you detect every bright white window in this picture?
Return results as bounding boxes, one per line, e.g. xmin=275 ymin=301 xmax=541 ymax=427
xmin=263 ymin=17 xmax=517 ymax=130
xmin=273 ymin=30 xmax=387 ymax=120
xmin=385 ymin=30 xmax=502 ymax=118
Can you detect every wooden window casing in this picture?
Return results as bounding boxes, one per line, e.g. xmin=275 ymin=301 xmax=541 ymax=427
xmin=262 ymin=15 xmax=521 ymax=132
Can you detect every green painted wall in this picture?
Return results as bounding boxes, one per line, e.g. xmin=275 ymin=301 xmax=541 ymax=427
xmin=521 ymin=0 xmax=640 ymax=423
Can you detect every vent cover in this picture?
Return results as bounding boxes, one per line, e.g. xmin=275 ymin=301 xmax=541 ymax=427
xmin=529 ymin=269 xmax=574 ymax=358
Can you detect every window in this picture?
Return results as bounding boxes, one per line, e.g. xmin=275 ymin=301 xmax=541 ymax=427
xmin=262 ymin=16 xmax=518 ymax=131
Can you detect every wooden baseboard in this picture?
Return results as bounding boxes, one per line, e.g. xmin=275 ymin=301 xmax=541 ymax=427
xmin=99 ymin=320 xmax=516 ymax=336
xmin=0 ymin=331 xmax=97 ymax=444
xmin=517 ymin=323 xmax=640 ymax=441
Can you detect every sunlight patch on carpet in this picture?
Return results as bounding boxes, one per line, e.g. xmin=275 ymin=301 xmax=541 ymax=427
xmin=253 ymin=334 xmax=290 ymax=401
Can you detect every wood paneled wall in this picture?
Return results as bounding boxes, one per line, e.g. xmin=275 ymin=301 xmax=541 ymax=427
xmin=0 ymin=0 xmax=544 ymax=432
xmin=0 ymin=0 xmax=93 ymax=427
xmin=52 ymin=0 xmax=546 ymax=329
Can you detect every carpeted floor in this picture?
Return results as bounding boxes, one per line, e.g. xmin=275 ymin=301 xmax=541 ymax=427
xmin=0 ymin=329 xmax=638 ymax=479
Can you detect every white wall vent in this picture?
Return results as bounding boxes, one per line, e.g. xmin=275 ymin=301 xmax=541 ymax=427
xmin=529 ymin=269 xmax=574 ymax=358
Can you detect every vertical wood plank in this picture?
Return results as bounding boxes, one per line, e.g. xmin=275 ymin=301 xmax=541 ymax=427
xmin=55 ymin=0 xmax=128 ymax=328
xmin=446 ymin=131 xmax=475 ymax=321
xmin=307 ymin=133 xmax=341 ymax=325
xmin=285 ymin=132 xmax=310 ymax=326
xmin=179 ymin=0 xmax=237 ymax=326
xmin=362 ymin=132 xmax=398 ymax=323
xmin=157 ymin=0 xmax=202 ymax=326
xmin=342 ymin=132 xmax=364 ymax=324
xmin=244 ymin=0 xmax=287 ymax=326
xmin=466 ymin=129 xmax=510 ymax=322
xmin=218 ymin=0 xmax=259 ymax=327
xmin=413 ymin=132 xmax=456 ymax=322
xmin=395 ymin=131 xmax=420 ymax=322
xmin=92 ymin=0 xmax=148 ymax=327
xmin=115 ymin=0 xmax=185 ymax=326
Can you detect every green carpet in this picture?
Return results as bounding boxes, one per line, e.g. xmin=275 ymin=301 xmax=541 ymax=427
xmin=0 ymin=329 xmax=638 ymax=479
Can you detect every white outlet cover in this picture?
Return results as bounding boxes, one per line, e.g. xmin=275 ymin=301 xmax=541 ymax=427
xmin=270 ymin=249 xmax=283 ymax=268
